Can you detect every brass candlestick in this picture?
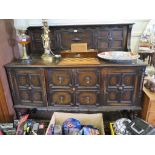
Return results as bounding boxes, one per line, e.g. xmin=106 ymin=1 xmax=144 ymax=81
xmin=41 ymin=19 xmax=55 ymax=62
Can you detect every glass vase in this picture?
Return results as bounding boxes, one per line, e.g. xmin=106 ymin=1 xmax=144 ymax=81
xmin=17 ymin=29 xmax=31 ymax=61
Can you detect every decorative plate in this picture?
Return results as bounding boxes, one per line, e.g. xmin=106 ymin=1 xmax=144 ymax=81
xmin=97 ymin=51 xmax=139 ymax=61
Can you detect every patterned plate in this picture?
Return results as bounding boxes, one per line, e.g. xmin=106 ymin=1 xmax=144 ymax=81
xmin=98 ymin=51 xmax=139 ymax=61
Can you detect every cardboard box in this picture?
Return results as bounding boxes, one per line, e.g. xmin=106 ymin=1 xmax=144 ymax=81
xmin=46 ymin=112 xmax=105 ymax=135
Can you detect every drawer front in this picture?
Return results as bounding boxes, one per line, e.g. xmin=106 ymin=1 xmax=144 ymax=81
xmin=48 ymin=69 xmax=73 ymax=88
xmin=49 ymin=90 xmax=74 ymax=106
xmin=147 ymin=112 xmax=155 ymax=126
xmin=76 ymin=91 xmax=100 ymax=106
xmin=75 ymin=69 xmax=99 ymax=88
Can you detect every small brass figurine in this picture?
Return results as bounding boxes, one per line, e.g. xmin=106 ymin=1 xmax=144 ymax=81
xmin=41 ymin=19 xmax=55 ymax=62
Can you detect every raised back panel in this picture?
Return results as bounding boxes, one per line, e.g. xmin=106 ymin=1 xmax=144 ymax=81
xmin=27 ymin=24 xmax=133 ymax=55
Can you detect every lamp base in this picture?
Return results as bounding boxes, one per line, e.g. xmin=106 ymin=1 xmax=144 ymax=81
xmin=19 ymin=58 xmax=32 ymax=64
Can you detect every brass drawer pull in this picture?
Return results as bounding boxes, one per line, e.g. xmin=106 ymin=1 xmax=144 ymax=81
xmin=86 ymin=96 xmax=90 ymax=104
xmin=28 ymin=86 xmax=32 ymax=90
xmin=60 ymin=96 xmax=64 ymax=104
xmin=118 ymin=86 xmax=123 ymax=91
xmin=85 ymin=76 xmax=91 ymax=84
xmin=72 ymin=87 xmax=76 ymax=91
xmin=58 ymin=76 xmax=64 ymax=84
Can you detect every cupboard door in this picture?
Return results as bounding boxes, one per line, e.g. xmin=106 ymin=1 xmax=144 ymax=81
xmin=102 ymin=68 xmax=138 ymax=106
xmin=14 ymin=69 xmax=47 ymax=107
xmin=95 ymin=27 xmax=126 ymax=51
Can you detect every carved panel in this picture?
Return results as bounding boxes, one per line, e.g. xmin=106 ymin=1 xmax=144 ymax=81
xmin=75 ymin=69 xmax=99 ymax=88
xmin=122 ymin=90 xmax=133 ymax=102
xmin=32 ymin=91 xmax=43 ymax=103
xmin=96 ymin=30 xmax=109 ymax=37
xmin=30 ymin=74 xmax=42 ymax=88
xmin=27 ymin=27 xmax=55 ymax=55
xmin=49 ymin=91 xmax=74 ymax=106
xmin=19 ymin=90 xmax=31 ymax=103
xmin=76 ymin=91 xmax=99 ymax=106
xmin=107 ymin=90 xmax=118 ymax=101
xmin=111 ymin=30 xmax=123 ymax=39
xmin=13 ymin=69 xmax=46 ymax=106
xmin=27 ymin=24 xmax=132 ymax=54
xmin=17 ymin=74 xmax=28 ymax=87
xmin=57 ymin=28 xmax=93 ymax=50
xmin=102 ymin=68 xmax=138 ymax=106
xmin=48 ymin=69 xmax=73 ymax=88
xmin=108 ymin=74 xmax=121 ymax=87
xmin=122 ymin=74 xmax=135 ymax=86
xmin=96 ymin=38 xmax=109 ymax=50
xmin=110 ymin=40 xmax=123 ymax=49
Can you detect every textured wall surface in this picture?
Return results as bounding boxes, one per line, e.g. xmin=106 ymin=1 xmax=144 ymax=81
xmin=0 ymin=19 xmax=20 ymax=121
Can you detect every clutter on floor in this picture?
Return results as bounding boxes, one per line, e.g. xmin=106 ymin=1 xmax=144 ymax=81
xmin=1 ymin=111 xmax=155 ymax=135
xmin=110 ymin=117 xmax=155 ymax=135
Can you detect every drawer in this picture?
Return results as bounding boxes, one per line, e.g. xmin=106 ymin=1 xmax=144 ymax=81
xmin=149 ymin=101 xmax=155 ymax=111
xmin=76 ymin=91 xmax=100 ymax=106
xmin=48 ymin=69 xmax=73 ymax=87
xmin=49 ymin=91 xmax=74 ymax=106
xmin=75 ymin=69 xmax=99 ymax=88
xmin=147 ymin=112 xmax=155 ymax=126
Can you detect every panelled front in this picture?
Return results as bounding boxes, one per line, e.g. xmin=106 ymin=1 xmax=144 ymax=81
xmin=95 ymin=27 xmax=127 ymax=51
xmin=6 ymin=63 xmax=145 ymax=112
xmin=47 ymin=68 xmax=100 ymax=107
xmin=55 ymin=28 xmax=93 ymax=51
xmin=27 ymin=27 xmax=55 ymax=55
xmin=102 ymin=68 xmax=139 ymax=106
xmin=75 ymin=69 xmax=100 ymax=106
xmin=47 ymin=69 xmax=74 ymax=106
xmin=10 ymin=69 xmax=47 ymax=107
xmin=27 ymin=24 xmax=132 ymax=55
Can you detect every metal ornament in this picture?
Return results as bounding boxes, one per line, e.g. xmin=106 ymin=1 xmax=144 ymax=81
xmin=41 ymin=19 xmax=55 ymax=62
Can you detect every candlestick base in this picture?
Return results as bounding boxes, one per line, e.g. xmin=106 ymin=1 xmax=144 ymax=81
xmin=41 ymin=53 xmax=54 ymax=62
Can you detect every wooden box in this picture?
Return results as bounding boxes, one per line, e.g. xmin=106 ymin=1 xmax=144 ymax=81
xmin=141 ymin=87 xmax=155 ymax=126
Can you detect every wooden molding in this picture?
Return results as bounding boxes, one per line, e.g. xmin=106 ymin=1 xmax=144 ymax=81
xmin=0 ymin=78 xmax=11 ymax=122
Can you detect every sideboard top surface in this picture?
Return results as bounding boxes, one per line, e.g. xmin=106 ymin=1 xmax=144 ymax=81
xmin=5 ymin=57 xmax=146 ymax=68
